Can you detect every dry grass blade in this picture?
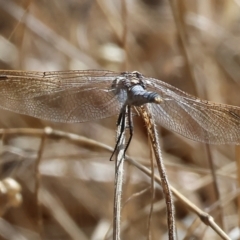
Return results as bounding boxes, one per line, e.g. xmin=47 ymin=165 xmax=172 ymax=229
xmin=147 ymin=139 xmax=155 ymax=240
xmin=137 ymin=105 xmax=176 ymax=240
xmin=113 ymin=117 xmax=126 ymax=240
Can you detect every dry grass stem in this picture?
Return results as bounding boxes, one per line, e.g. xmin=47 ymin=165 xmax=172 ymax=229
xmin=137 ymin=105 xmax=175 ymax=239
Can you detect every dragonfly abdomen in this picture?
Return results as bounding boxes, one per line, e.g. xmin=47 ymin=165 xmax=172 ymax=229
xmin=127 ymin=85 xmax=163 ymax=106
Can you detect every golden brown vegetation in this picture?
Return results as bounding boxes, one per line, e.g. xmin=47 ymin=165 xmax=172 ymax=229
xmin=0 ymin=0 xmax=239 ymax=239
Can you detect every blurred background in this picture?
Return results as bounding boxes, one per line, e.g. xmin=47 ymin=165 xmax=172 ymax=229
xmin=0 ymin=0 xmax=239 ymax=239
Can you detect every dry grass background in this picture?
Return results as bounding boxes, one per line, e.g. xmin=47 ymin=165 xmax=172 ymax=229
xmin=0 ymin=0 xmax=239 ymax=239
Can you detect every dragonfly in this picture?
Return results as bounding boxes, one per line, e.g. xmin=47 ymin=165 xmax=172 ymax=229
xmin=0 ymin=69 xmax=240 ymax=156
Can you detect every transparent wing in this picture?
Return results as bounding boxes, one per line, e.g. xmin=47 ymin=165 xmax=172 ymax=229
xmin=146 ymin=78 xmax=240 ymax=144
xmin=0 ymin=70 xmax=122 ymax=122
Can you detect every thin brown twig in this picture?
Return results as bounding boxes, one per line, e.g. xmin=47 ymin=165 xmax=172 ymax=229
xmin=137 ymin=105 xmax=176 ymax=240
xmin=123 ymin=187 xmax=151 ymax=207
xmin=147 ymin=137 xmax=155 ymax=240
xmin=205 ymin=145 xmax=224 ymax=228
xmin=113 ymin=116 xmax=126 ymax=240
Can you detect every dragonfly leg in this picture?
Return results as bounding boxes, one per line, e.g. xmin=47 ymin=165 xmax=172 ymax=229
xmin=123 ymin=105 xmax=133 ymax=158
xmin=110 ymin=106 xmax=127 ymax=161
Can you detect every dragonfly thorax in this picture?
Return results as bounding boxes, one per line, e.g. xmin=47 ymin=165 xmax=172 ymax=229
xmin=112 ymin=71 xmax=163 ymax=107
